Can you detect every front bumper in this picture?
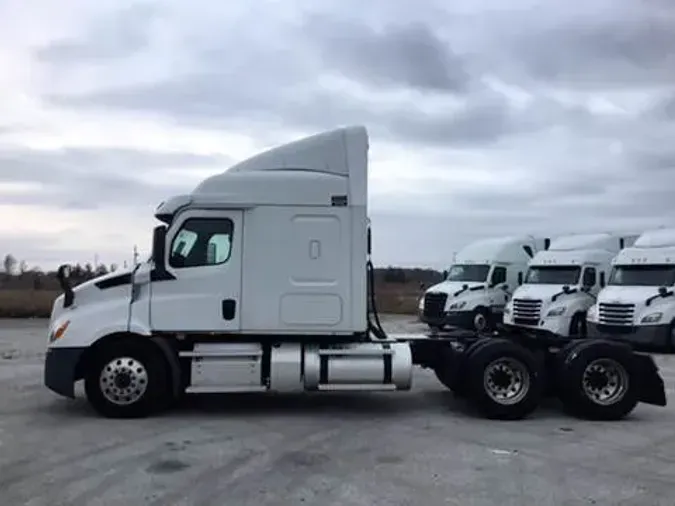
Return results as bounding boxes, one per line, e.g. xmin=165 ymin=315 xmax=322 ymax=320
xmin=586 ymin=322 xmax=670 ymax=349
xmin=418 ymin=309 xmax=500 ymax=330
xmin=44 ymin=347 xmax=86 ymax=398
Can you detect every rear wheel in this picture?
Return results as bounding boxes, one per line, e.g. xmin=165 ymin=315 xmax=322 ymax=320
xmin=84 ymin=339 xmax=172 ymax=419
xmin=446 ymin=337 xmax=494 ymax=397
xmin=465 ymin=340 xmax=544 ymax=420
xmin=557 ymin=340 xmax=639 ymax=420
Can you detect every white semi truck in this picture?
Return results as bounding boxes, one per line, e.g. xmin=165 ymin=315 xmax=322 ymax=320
xmin=418 ymin=236 xmax=550 ymax=332
xmin=44 ymin=126 xmax=666 ymax=421
xmin=503 ymin=233 xmax=638 ymax=339
xmin=586 ymin=227 xmax=675 ymax=351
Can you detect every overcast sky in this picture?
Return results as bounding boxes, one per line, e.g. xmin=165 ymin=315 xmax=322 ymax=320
xmin=1 ymin=0 xmax=674 ymax=270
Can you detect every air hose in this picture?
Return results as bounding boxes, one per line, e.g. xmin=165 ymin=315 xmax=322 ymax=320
xmin=366 ymin=258 xmax=388 ymax=340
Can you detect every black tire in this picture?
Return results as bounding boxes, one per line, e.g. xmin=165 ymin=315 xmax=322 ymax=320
xmin=667 ymin=320 xmax=675 ymax=353
xmin=465 ymin=339 xmax=544 ymax=420
xmin=472 ymin=307 xmax=492 ymax=333
xmin=552 ymin=339 xmax=585 ymax=396
xmin=568 ymin=313 xmax=587 ymax=338
xmin=433 ymin=344 xmax=462 ymax=391
xmin=557 ymin=340 xmax=639 ymax=420
xmin=84 ymin=339 xmax=172 ymax=419
xmin=449 ymin=337 xmax=495 ymax=397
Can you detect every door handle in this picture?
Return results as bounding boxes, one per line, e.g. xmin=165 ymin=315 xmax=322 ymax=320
xmin=222 ymin=299 xmax=236 ymax=320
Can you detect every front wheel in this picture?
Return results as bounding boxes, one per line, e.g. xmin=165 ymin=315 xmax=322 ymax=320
xmin=84 ymin=340 xmax=172 ymax=419
xmin=465 ymin=339 xmax=544 ymax=420
xmin=472 ymin=307 xmax=492 ymax=333
xmin=568 ymin=312 xmax=587 ymax=338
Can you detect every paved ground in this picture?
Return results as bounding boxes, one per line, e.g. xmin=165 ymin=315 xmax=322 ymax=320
xmin=2 ymin=317 xmax=675 ymax=506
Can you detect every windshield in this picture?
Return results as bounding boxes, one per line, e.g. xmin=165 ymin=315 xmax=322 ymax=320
xmin=446 ymin=264 xmax=490 ymax=282
xmin=524 ymin=266 xmax=581 ymax=285
xmin=608 ymin=265 xmax=675 ymax=287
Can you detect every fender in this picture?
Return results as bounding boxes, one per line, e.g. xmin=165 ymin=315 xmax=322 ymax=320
xmin=91 ymin=321 xmax=152 ymax=342
xmin=150 ymin=336 xmax=182 ymax=400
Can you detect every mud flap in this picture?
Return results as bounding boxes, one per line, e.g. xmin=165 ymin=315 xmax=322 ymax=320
xmin=633 ymin=353 xmax=667 ymax=406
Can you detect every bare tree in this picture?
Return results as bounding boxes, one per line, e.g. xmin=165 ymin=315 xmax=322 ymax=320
xmin=3 ymin=254 xmax=16 ymax=275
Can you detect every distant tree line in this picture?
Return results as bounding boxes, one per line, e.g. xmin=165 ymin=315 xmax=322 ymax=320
xmin=1 ymin=253 xmax=443 ymax=292
xmin=374 ymin=266 xmax=444 ymax=286
xmin=1 ymin=253 xmax=118 ymax=291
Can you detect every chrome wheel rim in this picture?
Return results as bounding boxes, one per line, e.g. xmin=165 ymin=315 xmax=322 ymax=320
xmin=582 ymin=358 xmax=628 ymax=406
xmin=99 ymin=356 xmax=149 ymax=406
xmin=483 ymin=357 xmax=530 ymax=405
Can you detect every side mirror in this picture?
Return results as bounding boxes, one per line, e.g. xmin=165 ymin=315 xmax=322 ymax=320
xmin=442 ymin=270 xmax=449 ymax=280
xmin=659 ymin=286 xmax=668 ymax=297
xmin=152 ymin=225 xmax=167 ymax=271
xmin=517 ymin=272 xmax=523 ymax=285
xmin=599 ymin=272 xmax=606 ymax=288
xmin=56 ymin=264 xmax=75 ymax=308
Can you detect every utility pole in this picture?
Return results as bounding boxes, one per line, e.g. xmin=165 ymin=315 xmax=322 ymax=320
xmin=133 ymin=245 xmax=139 ymax=266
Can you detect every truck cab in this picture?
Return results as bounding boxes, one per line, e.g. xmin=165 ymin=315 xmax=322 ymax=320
xmin=586 ymin=227 xmax=675 ymax=351
xmin=418 ymin=235 xmax=549 ymax=332
xmin=503 ymin=233 xmax=638 ymax=339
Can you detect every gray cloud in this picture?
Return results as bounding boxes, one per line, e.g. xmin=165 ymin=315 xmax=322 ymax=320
xmin=0 ymin=147 xmax=232 ymax=209
xmin=8 ymin=0 xmax=675 ymax=267
xmin=487 ymin=3 xmax=675 ymax=89
xmin=35 ymin=3 xmax=160 ymax=63
xmin=303 ymin=17 xmax=471 ymax=93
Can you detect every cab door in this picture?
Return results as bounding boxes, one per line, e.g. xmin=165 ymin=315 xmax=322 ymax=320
xmin=150 ymin=209 xmax=243 ymax=332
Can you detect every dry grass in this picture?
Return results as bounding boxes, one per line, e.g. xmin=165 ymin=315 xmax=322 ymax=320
xmin=0 ymin=290 xmax=59 ymax=318
xmin=373 ymin=282 xmax=423 ymax=315
xmin=0 ymin=283 xmax=424 ymax=319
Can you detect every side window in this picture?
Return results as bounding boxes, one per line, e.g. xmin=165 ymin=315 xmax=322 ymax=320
xmin=491 ymin=266 xmax=507 ymax=286
xmin=583 ymin=267 xmax=596 ymax=287
xmin=169 ymin=218 xmax=233 ymax=268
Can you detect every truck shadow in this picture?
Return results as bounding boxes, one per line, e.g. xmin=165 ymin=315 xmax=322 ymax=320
xmin=45 ymin=389 xmax=608 ymax=422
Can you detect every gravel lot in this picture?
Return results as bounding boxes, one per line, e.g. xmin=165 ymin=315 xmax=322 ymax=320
xmin=2 ymin=316 xmax=675 ymax=506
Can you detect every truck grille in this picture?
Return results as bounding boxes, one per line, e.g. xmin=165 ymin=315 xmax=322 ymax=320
xmin=598 ymin=303 xmax=635 ymax=326
xmin=512 ymin=298 xmax=542 ymax=326
xmin=423 ymin=292 xmax=448 ymax=319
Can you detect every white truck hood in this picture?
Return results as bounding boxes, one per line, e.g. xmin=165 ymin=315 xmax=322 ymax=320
xmin=513 ymin=284 xmax=573 ymax=302
xmin=426 ymin=280 xmax=485 ymax=296
xmin=598 ymin=285 xmax=667 ymax=305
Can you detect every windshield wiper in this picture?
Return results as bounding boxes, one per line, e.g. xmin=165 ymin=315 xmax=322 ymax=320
xmin=646 ymin=286 xmax=674 ymax=306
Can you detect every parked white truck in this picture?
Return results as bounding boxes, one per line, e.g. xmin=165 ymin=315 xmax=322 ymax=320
xmin=43 ymin=126 xmax=666 ymax=421
xmin=503 ymin=233 xmax=638 ymax=339
xmin=586 ymin=227 xmax=675 ymax=351
xmin=418 ymin=236 xmax=549 ymax=332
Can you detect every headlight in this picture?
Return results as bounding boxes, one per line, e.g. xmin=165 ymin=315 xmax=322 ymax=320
xmin=641 ymin=312 xmax=663 ymax=324
xmin=547 ymin=306 xmax=566 ymax=317
xmin=449 ymin=301 xmax=466 ymax=310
